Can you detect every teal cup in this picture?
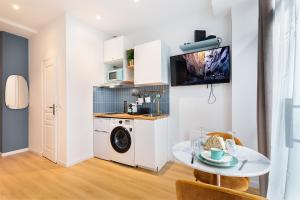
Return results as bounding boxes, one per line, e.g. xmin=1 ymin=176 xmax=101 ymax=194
xmin=210 ymin=148 xmax=224 ymax=160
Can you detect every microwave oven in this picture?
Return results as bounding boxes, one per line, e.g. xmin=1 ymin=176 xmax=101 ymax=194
xmin=107 ymin=68 xmax=123 ymax=82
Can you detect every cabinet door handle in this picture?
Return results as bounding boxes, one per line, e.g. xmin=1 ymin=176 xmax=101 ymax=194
xmin=94 ymin=130 xmax=108 ymax=133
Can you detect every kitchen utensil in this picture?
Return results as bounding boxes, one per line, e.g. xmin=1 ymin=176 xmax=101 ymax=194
xmin=191 ymin=151 xmax=195 ymax=164
xmin=145 ymin=96 xmax=151 ymax=103
xmin=128 ymin=103 xmax=137 ymax=114
xmin=197 ymin=153 xmax=239 ymax=168
xmin=210 ymin=148 xmax=225 ymax=160
xmin=137 ymin=98 xmax=144 ymax=105
xmin=131 ymin=89 xmax=140 ymax=97
xmin=201 ymin=151 xmax=232 ymax=163
xmin=190 ymin=132 xmax=200 ymax=164
xmin=239 ymin=160 xmax=248 ymax=171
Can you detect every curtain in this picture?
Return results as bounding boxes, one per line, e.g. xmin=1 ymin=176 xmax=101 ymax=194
xmin=267 ymin=0 xmax=299 ymax=199
xmin=257 ymin=0 xmax=273 ymax=196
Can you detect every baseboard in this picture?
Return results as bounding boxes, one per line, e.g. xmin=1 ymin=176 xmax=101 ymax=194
xmin=1 ymin=148 xmax=29 ymax=157
xmin=29 ymin=149 xmax=68 ymax=167
xmin=66 ymin=155 xmax=93 ymax=167
xmin=57 ymin=160 xmax=68 ymax=167
xmin=29 ymin=148 xmax=43 ymax=156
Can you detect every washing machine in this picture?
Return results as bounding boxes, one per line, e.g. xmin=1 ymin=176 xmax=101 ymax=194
xmin=109 ymin=118 xmax=135 ymax=166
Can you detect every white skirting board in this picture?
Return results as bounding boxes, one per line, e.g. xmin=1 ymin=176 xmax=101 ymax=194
xmin=1 ymin=148 xmax=29 ymax=157
xmin=65 ymin=155 xmax=94 ymax=167
xmin=28 ymin=148 xmax=43 ymax=156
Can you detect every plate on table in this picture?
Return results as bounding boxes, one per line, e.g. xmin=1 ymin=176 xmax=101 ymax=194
xmin=196 ymin=153 xmax=239 ymax=168
xmin=200 ymin=151 xmax=232 ymax=164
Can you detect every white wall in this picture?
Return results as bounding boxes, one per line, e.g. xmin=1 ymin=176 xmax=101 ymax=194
xmin=211 ymin=0 xmax=250 ymax=17
xmin=28 ymin=2 xmax=259 ymax=169
xmin=231 ymin=0 xmax=258 ymax=150
xmin=65 ymin=15 xmax=109 ymax=166
xmin=29 ymin=15 xmax=109 ymax=166
xmin=127 ymin=11 xmax=232 ymax=159
xmin=29 ymin=15 xmax=67 ymax=164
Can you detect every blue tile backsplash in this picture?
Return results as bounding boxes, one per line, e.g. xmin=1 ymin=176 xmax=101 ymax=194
xmin=93 ymin=85 xmax=170 ymax=114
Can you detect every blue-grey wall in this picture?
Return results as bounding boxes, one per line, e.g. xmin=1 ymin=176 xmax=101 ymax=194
xmin=0 ymin=32 xmax=28 ymax=153
xmin=0 ymin=33 xmax=2 ymax=152
xmin=93 ymin=85 xmax=170 ymax=114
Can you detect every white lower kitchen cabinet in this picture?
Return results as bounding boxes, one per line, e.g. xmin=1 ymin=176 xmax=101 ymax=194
xmin=93 ymin=118 xmax=110 ymax=160
xmin=134 ymin=118 xmax=168 ymax=172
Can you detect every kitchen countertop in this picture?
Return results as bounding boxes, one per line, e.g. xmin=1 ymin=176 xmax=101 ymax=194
xmin=93 ymin=113 xmax=169 ymax=120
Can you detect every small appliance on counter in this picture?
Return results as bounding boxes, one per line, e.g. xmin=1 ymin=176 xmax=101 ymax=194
xmin=138 ymin=107 xmax=150 ymax=115
xmin=128 ymin=103 xmax=137 ymax=114
xmin=123 ymin=101 xmax=128 ymax=113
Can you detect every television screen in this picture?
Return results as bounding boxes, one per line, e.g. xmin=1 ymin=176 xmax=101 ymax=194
xmin=170 ymin=46 xmax=230 ymax=86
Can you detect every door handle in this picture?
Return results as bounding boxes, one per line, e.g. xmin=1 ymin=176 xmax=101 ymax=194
xmin=48 ymin=104 xmax=55 ymax=116
xmin=285 ymin=98 xmax=300 ymax=148
xmin=294 ymin=139 xmax=300 ymax=143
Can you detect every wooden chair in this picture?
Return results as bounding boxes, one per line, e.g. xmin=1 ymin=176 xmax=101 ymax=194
xmin=176 ymin=180 xmax=265 ymax=200
xmin=194 ymin=132 xmax=250 ymax=192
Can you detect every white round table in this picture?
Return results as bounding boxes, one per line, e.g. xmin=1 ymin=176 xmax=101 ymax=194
xmin=172 ymin=141 xmax=270 ymax=186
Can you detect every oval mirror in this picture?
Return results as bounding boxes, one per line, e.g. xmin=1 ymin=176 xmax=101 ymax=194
xmin=5 ymin=75 xmax=29 ymax=109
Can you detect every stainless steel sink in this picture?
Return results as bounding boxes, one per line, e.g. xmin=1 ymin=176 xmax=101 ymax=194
xmin=143 ymin=114 xmax=162 ymax=117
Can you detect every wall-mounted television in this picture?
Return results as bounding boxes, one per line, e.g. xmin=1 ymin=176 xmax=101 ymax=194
xmin=170 ymin=46 xmax=230 ymax=86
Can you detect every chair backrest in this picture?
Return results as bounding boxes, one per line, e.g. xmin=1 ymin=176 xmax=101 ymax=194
xmin=207 ymin=132 xmax=243 ymax=146
xmin=176 ymin=180 xmax=266 ymax=200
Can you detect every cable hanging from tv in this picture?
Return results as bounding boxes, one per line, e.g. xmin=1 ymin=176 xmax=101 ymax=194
xmin=207 ymin=84 xmax=216 ymax=104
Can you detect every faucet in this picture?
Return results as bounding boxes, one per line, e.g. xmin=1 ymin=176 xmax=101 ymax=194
xmin=153 ymin=94 xmax=161 ymax=115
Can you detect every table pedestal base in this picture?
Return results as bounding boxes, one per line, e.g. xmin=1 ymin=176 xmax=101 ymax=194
xmin=217 ymin=174 xmax=221 ymax=187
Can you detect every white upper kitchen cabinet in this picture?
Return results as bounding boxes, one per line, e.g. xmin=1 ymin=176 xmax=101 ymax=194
xmin=134 ymin=40 xmax=168 ymax=85
xmin=134 ymin=118 xmax=168 ymax=172
xmin=103 ymin=36 xmax=127 ymax=65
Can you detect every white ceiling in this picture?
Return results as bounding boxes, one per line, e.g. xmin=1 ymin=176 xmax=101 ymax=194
xmin=0 ymin=0 xmax=212 ymax=38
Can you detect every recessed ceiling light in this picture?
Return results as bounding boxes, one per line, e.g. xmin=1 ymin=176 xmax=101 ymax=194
xmin=134 ymin=0 xmax=140 ymax=3
xmin=96 ymin=15 xmax=102 ymax=21
xmin=12 ymin=4 xmax=20 ymax=10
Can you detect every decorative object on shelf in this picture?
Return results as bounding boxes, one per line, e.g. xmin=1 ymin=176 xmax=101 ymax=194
xmin=194 ymin=30 xmax=206 ymax=42
xmin=127 ymin=49 xmax=134 ymax=69
xmin=206 ymin=35 xmax=217 ymax=40
xmin=204 ymin=136 xmax=226 ymax=151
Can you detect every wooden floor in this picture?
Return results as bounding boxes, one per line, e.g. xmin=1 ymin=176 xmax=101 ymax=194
xmin=0 ymin=152 xmax=259 ymax=200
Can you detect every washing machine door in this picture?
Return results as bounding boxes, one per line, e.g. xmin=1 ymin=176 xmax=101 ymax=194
xmin=110 ymin=126 xmax=131 ymax=153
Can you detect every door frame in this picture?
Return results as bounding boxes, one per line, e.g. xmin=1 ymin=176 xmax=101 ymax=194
xmin=41 ymin=58 xmax=59 ymax=163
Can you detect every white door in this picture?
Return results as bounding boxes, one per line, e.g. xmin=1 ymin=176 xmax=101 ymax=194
xmin=42 ymin=59 xmax=57 ymax=163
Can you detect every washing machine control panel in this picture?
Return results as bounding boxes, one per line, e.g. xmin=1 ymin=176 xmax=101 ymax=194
xmin=111 ymin=118 xmax=134 ymax=127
